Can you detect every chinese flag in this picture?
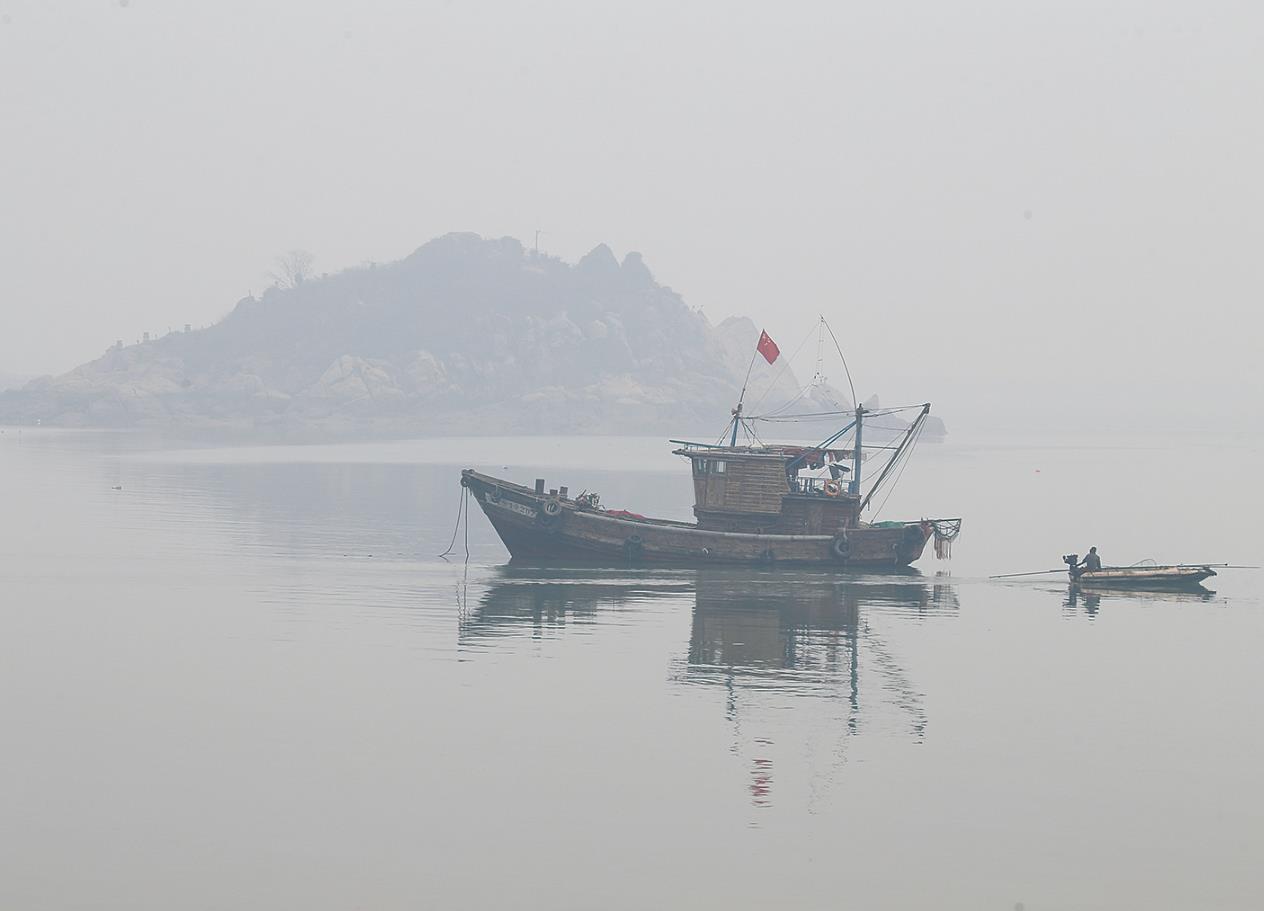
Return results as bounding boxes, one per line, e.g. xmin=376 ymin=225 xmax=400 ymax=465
xmin=756 ymin=330 xmax=780 ymax=364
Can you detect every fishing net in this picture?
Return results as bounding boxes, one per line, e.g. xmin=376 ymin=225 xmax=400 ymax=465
xmin=931 ymin=519 xmax=963 ymax=559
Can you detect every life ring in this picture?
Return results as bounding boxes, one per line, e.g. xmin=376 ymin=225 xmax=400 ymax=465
xmin=823 ymin=480 xmax=842 ymax=497
xmin=830 ymin=533 xmax=850 ymax=562
xmin=535 ymin=499 xmax=563 ymax=531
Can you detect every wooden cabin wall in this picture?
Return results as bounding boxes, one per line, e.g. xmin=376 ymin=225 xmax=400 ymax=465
xmin=692 ymin=457 xmax=787 ymax=515
xmin=777 ymin=496 xmax=860 ymax=534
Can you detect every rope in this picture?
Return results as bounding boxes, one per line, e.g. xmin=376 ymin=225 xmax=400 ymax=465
xmin=752 ymin=404 xmax=928 ymax=422
xmin=745 ymin=323 xmax=818 ymax=415
xmin=438 ymin=486 xmax=469 ymax=559
xmin=871 ymin=422 xmax=924 ymax=520
xmin=822 ymin=317 xmax=858 ymax=413
xmin=755 ymin=382 xmax=813 ymax=421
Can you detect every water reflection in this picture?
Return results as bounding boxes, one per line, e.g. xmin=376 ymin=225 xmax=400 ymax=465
xmin=463 ymin=568 xmax=958 ymax=657
xmin=458 ymin=565 xmax=695 ymax=640
xmin=1063 ymin=584 xmax=1217 ymax=618
xmin=685 ymin=569 xmax=957 ymax=687
xmin=682 ymin=571 xmax=958 ymax=810
xmin=464 ymin=567 xmax=959 ymax=810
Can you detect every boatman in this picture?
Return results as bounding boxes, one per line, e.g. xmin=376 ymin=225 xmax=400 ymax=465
xmin=1078 ymin=547 xmax=1102 ymax=572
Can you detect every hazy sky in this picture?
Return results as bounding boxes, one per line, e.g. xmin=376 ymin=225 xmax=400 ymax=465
xmin=1 ymin=1 xmax=1260 ymax=429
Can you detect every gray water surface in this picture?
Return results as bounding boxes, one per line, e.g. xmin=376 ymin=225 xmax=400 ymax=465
xmin=2 ymin=429 xmax=1262 ymax=910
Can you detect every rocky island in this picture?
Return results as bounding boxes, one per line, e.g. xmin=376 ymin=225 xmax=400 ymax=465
xmin=0 ymin=233 xmax=944 ymax=439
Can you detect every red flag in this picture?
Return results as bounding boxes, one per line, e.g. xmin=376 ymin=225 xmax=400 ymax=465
xmin=756 ymin=330 xmax=780 ymax=364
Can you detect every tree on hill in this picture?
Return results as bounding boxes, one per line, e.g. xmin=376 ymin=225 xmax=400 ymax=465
xmin=269 ymin=250 xmax=315 ymax=289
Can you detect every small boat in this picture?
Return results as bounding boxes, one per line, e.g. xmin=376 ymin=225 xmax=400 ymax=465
xmin=1062 ymin=555 xmax=1217 ymax=590
xmin=461 ymin=323 xmax=960 ymax=569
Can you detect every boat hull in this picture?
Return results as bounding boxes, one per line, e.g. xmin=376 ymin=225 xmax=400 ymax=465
xmin=1071 ymin=566 xmax=1217 ymax=590
xmin=461 ymin=469 xmax=933 ymax=568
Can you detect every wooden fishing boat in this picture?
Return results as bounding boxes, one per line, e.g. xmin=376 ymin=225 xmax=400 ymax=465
xmin=461 ymin=328 xmax=960 ymax=569
xmin=1066 ymin=561 xmax=1217 ymax=590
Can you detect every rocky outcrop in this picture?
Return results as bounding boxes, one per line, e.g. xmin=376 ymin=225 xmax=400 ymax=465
xmin=0 ymin=233 xmax=944 ymax=437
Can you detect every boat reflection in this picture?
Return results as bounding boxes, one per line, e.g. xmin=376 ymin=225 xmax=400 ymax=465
xmin=457 ymin=565 xmax=696 ymax=640
xmin=685 ymin=569 xmax=956 ymax=680
xmin=461 ymin=566 xmax=957 ymax=648
xmin=1063 ymin=583 xmax=1217 ymax=618
xmin=462 ymin=567 xmax=957 ymax=811
xmin=463 ymin=566 xmax=957 ymax=710
xmin=682 ymin=570 xmax=958 ymax=809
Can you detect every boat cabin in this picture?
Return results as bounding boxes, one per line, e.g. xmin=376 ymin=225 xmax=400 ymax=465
xmin=672 ymin=443 xmax=861 ymax=534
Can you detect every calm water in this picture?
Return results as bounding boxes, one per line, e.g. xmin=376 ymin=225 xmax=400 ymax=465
xmin=2 ymin=427 xmax=1263 ymax=910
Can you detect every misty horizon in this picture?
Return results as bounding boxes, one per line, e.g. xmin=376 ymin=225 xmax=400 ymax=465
xmin=2 ymin=2 xmax=1260 ymax=433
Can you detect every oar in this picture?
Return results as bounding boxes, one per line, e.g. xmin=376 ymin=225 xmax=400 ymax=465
xmin=989 ymin=568 xmax=1068 ymax=579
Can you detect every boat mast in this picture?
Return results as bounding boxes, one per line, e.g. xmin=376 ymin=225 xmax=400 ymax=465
xmin=850 ymin=405 xmax=864 ymax=493
xmin=858 ymin=403 xmax=931 ymax=512
xmin=730 ymin=334 xmax=764 ymax=448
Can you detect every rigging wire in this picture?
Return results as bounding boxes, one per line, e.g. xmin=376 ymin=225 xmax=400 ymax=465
xmin=749 ymin=317 xmax=856 ymax=421
xmin=756 ymin=383 xmax=814 ymax=421
xmin=752 ymin=404 xmax=927 ymax=422
xmin=822 ymin=316 xmax=858 ymax=411
xmin=745 ymin=323 xmax=819 ymax=415
xmin=871 ymin=422 xmax=926 ymax=520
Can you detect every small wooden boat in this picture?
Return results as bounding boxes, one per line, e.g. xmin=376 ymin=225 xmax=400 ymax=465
xmin=1065 ymin=559 xmax=1217 ymax=591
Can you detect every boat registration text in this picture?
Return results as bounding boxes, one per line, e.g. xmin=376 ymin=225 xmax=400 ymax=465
xmin=492 ymin=498 xmax=537 ymax=519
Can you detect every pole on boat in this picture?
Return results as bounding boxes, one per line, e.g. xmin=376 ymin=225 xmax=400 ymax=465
xmin=850 ymin=404 xmax=864 ymax=494
xmin=1172 ymin=563 xmax=1259 ymax=569
xmin=858 ymin=404 xmax=930 ymax=512
xmin=730 ymin=342 xmax=761 ymax=448
xmin=988 ymin=568 xmax=1070 ymax=579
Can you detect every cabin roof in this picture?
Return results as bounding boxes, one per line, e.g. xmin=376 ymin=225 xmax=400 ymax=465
xmin=670 ymin=441 xmax=855 ymax=463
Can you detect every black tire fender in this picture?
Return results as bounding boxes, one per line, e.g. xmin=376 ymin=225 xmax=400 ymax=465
xmin=536 ymin=499 xmax=563 ymax=531
xmin=830 ymin=533 xmax=850 ymax=562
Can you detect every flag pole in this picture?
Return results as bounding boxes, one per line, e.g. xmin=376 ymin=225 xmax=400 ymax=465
xmin=730 ymin=346 xmax=760 ymax=447
xmin=732 ymin=331 xmax=780 ymax=447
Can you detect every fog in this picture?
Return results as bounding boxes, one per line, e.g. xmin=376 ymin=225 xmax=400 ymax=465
xmin=2 ymin=1 xmax=1260 ymax=431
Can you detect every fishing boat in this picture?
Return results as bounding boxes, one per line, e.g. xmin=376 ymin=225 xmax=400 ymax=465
xmin=1062 ymin=555 xmax=1217 ymax=590
xmin=460 ymin=322 xmax=960 ymax=568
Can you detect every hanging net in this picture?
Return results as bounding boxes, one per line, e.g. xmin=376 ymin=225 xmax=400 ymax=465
xmin=931 ymin=519 xmax=963 ymax=560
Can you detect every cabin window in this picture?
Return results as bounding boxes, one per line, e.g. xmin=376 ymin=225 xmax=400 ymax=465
xmin=692 ymin=458 xmax=728 ymax=475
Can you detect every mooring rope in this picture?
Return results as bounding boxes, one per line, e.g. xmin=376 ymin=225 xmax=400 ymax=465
xmin=438 ymin=486 xmax=470 ymax=559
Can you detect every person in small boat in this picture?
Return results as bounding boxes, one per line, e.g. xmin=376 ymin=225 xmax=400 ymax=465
xmin=1078 ymin=547 xmax=1102 ymax=572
